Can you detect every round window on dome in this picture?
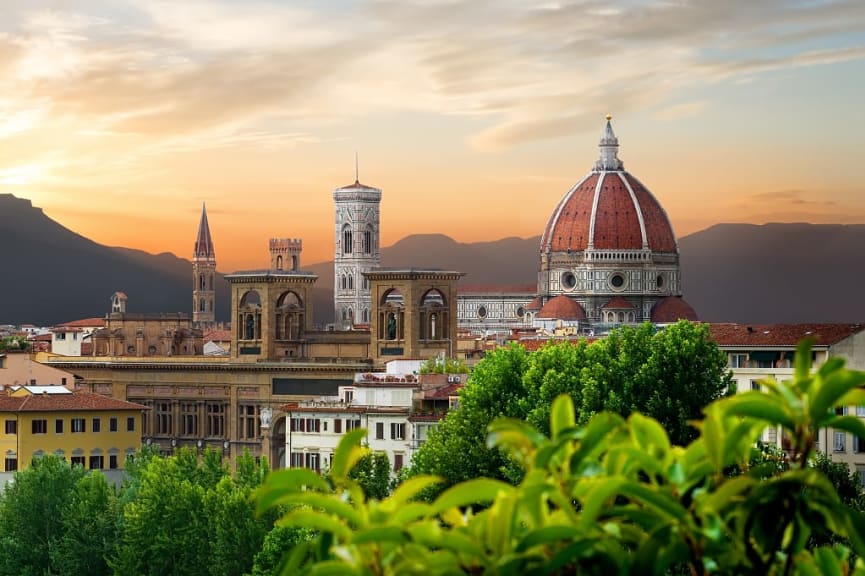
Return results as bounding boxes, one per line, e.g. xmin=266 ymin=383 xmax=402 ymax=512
xmin=562 ymin=272 xmax=577 ymax=290
xmin=656 ymin=274 xmax=664 ymax=289
xmin=609 ymin=273 xmax=626 ymax=291
xmin=477 ymin=306 xmax=487 ymax=319
xmin=516 ymin=306 xmax=525 ymax=318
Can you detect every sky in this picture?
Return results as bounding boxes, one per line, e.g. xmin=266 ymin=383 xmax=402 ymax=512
xmin=1 ymin=0 xmax=864 ymax=272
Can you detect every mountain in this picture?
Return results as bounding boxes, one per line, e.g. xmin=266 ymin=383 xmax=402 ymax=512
xmin=4 ymin=193 xmax=865 ymax=326
xmin=0 ymin=194 xmax=230 ymax=325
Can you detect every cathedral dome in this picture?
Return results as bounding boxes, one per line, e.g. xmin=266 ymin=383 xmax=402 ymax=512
xmin=537 ymin=295 xmax=586 ymax=320
xmin=540 ymin=118 xmax=677 ymax=254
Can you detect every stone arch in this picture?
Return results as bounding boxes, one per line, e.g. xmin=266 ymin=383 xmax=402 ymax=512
xmin=238 ymin=290 xmax=262 ymax=340
xmin=363 ymin=225 xmax=374 ymax=254
xmin=380 ymin=289 xmax=405 ymax=340
xmin=342 ymin=224 xmax=353 ymax=255
xmin=275 ymin=290 xmax=304 ymax=340
xmin=420 ymin=288 xmax=448 ymax=340
xmin=276 ymin=255 xmax=283 ymax=270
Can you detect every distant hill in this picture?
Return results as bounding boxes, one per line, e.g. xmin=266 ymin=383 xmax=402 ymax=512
xmin=0 ymin=194 xmax=230 ymax=325
xmin=4 ymin=193 xmax=864 ymax=326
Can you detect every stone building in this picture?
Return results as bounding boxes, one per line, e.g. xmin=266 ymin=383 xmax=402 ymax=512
xmin=192 ymin=204 xmax=217 ymax=329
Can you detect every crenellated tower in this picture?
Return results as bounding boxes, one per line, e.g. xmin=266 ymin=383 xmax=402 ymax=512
xmin=269 ymin=238 xmax=302 ymax=271
xmin=333 ymin=173 xmax=381 ymax=329
xmin=192 ymin=203 xmax=217 ymax=328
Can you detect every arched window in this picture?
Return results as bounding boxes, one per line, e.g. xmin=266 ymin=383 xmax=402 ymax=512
xmin=362 ymin=308 xmax=369 ymax=323
xmin=199 ymin=274 xmax=205 ymax=290
xmin=343 ymin=226 xmax=353 ymax=255
xmin=348 ymin=275 xmax=354 ymax=290
xmin=276 ymin=255 xmax=283 ymax=270
xmin=363 ymin=229 xmax=372 ymax=254
xmin=199 ymin=299 xmax=205 ymax=312
xmin=341 ymin=275 xmax=347 ymax=290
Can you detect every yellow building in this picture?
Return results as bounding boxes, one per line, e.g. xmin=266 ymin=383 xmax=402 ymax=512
xmin=0 ymin=385 xmax=146 ymax=482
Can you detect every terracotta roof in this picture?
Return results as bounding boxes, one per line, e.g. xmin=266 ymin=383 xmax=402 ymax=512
xmin=602 ymin=296 xmax=634 ymax=310
xmin=651 ymin=297 xmax=699 ymax=322
xmin=335 ymin=179 xmax=380 ymax=191
xmin=54 ymin=318 xmax=104 ymax=329
xmin=458 ymin=284 xmax=536 ymax=295
xmin=426 ymin=383 xmax=462 ymax=399
xmin=707 ymin=323 xmax=865 ymax=347
xmin=0 ymin=390 xmax=147 ymax=412
xmin=537 ymin=295 xmax=587 ymax=320
xmin=203 ymin=329 xmax=231 ymax=341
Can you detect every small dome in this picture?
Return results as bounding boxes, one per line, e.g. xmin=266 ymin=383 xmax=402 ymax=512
xmin=651 ymin=296 xmax=698 ymax=323
xmin=537 ymin=295 xmax=587 ymax=320
xmin=601 ymin=296 xmax=634 ymax=310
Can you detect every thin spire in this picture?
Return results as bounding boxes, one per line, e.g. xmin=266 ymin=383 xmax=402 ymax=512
xmin=355 ymin=151 xmax=359 ymax=184
xmin=194 ymin=202 xmax=215 ymax=260
xmin=594 ymin=114 xmax=624 ymax=171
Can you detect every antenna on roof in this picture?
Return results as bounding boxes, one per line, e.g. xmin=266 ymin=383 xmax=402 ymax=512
xmin=355 ymin=150 xmax=359 ymax=183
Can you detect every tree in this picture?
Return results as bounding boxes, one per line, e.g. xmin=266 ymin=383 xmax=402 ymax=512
xmin=0 ymin=455 xmax=85 ymax=576
xmin=410 ymin=321 xmax=732 ymax=492
xmin=51 ymin=472 xmax=121 ymax=576
xmin=347 ymin=451 xmax=392 ymax=500
xmin=418 ymin=356 xmax=469 ymax=374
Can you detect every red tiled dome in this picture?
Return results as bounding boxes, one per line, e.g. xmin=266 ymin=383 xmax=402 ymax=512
xmin=602 ymin=296 xmax=634 ymax=310
xmin=526 ymin=296 xmax=544 ymax=311
xmin=537 ymin=295 xmax=587 ymax=320
xmin=651 ymin=296 xmax=698 ymax=322
xmin=540 ymin=119 xmax=677 ymax=255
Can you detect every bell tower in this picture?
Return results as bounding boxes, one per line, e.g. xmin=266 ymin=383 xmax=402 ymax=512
xmin=333 ymin=168 xmax=381 ymax=330
xmin=192 ymin=203 xmax=217 ymax=328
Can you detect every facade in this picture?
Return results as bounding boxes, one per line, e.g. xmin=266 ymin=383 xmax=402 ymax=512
xmin=0 ymin=385 xmax=145 ymax=484
xmin=192 ymin=203 xmax=217 ymax=328
xmin=333 ymin=179 xmax=382 ymax=329
xmin=0 ymin=351 xmax=75 ymax=387
xmin=90 ymin=309 xmax=202 ymax=357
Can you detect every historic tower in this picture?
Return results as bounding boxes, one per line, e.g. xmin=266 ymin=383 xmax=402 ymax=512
xmin=333 ymin=174 xmax=381 ymax=329
xmin=192 ymin=203 xmax=217 ymax=328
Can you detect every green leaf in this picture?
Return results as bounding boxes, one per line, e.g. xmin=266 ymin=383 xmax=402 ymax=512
xmin=811 ymin=369 xmax=865 ymax=425
xmin=550 ymin=394 xmax=576 ymax=440
xmin=385 ymin=475 xmax=443 ymax=509
xmin=431 ymin=478 xmax=514 ymax=514
xmin=349 ymin=525 xmax=408 ymax=545
xmin=794 ymin=338 xmax=814 ymax=387
xmin=256 ymin=469 xmax=331 ymax=514
xmin=515 ymin=525 xmax=584 ymax=553
xmin=280 ymin=509 xmax=353 ymax=540
xmin=629 ymin=412 xmax=671 ymax=463
xmin=618 ymin=482 xmax=687 ymax=522
xmin=824 ymin=415 xmax=865 ymax=440
xmin=720 ymin=392 xmax=795 ymax=430
xmin=308 ymin=560 xmax=362 ymax=576
xmin=275 ymin=492 xmax=363 ymax=527
xmin=329 ymin=428 xmax=370 ymax=482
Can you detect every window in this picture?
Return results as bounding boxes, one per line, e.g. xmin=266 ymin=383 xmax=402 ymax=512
xmin=127 ymin=416 xmax=136 ymax=432
xmin=730 ymin=354 xmax=748 ymax=368
xmin=181 ymin=402 xmax=198 ymax=436
xmin=750 ymin=381 xmax=761 ymax=392
xmin=305 ymin=452 xmax=320 ymax=472
xmin=394 ymin=453 xmax=404 ymax=472
xmin=346 ymin=418 xmax=361 ymax=431
xmin=391 ymin=422 xmax=406 ymax=440
xmin=363 ymin=230 xmax=372 ymax=254
xmin=239 ymin=405 xmax=259 ymax=439
xmin=71 ymin=418 xmax=85 ymax=433
xmin=92 ymin=418 xmax=101 ymax=433
xmin=334 ymin=419 xmax=342 ymax=434
xmin=858 ymin=466 xmax=865 ymax=488
xmin=5 ymin=420 xmax=16 ymax=435
xmin=4 ymin=457 xmax=17 ymax=472
xmin=56 ymin=419 xmax=64 ymax=434
xmin=89 ymin=455 xmax=104 ymax=470
xmin=834 ymin=431 xmax=846 ymax=452
xmin=71 ymin=456 xmax=85 ymax=468
xmin=343 ymin=228 xmax=353 ymax=254
xmin=290 ymin=452 xmax=304 ymax=468
xmin=109 ymin=417 xmax=118 ymax=432
xmin=858 ymin=406 xmax=865 ymax=417
xmin=305 ymin=418 xmax=321 ymax=433
xmin=156 ymin=402 xmax=172 ymax=434
xmin=290 ymin=417 xmax=304 ymax=432
xmin=32 ymin=419 xmax=47 ymax=434
xmin=375 ymin=422 xmax=385 ymax=440
xmin=836 ymin=406 xmax=849 ymax=416
xmin=855 ymin=435 xmax=865 ymax=453
xmin=344 ymin=389 xmax=354 ymax=404
xmin=206 ymin=403 xmax=224 ymax=437
xmin=109 ymin=455 xmax=118 ymax=469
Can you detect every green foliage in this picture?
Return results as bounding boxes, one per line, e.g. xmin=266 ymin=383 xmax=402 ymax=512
xmin=418 ymin=356 xmax=469 ymax=374
xmin=0 ymin=455 xmax=87 ymax=576
xmin=411 ymin=322 xmax=732 ymax=494
xmin=348 ymin=451 xmax=392 ymax=500
xmin=256 ymin=338 xmax=865 ymax=575
xmin=0 ymin=335 xmax=29 ymax=352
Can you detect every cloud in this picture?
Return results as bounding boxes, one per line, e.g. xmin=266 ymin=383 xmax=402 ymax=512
xmin=747 ymin=190 xmax=838 ymax=207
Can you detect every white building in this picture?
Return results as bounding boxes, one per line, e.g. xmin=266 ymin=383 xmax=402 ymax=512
xmin=50 ymin=318 xmax=104 ymax=356
xmin=711 ymin=323 xmax=865 ymax=484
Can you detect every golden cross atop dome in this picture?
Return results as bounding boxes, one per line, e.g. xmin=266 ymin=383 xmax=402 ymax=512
xmin=606 ymin=113 xmax=612 ymax=121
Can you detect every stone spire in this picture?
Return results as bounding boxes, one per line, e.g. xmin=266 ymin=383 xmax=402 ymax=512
xmin=194 ymin=203 xmax=215 ymax=259
xmin=594 ymin=114 xmax=624 ymax=171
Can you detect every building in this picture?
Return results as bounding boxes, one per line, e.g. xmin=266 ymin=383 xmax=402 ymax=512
xmin=193 ymin=203 xmax=217 ymax=329
xmin=0 ymin=385 xmax=146 ymax=484
xmin=333 ymin=178 xmax=382 ymax=329
xmin=50 ymin=317 xmax=104 ymax=356
xmin=456 ymin=117 xmax=697 ymax=336
xmin=1 ymin=351 xmax=76 ymax=387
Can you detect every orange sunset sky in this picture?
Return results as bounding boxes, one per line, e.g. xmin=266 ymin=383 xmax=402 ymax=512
xmin=1 ymin=1 xmax=864 ymax=272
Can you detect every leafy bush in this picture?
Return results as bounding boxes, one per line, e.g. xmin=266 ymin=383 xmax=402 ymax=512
xmin=256 ymin=339 xmax=865 ymax=575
